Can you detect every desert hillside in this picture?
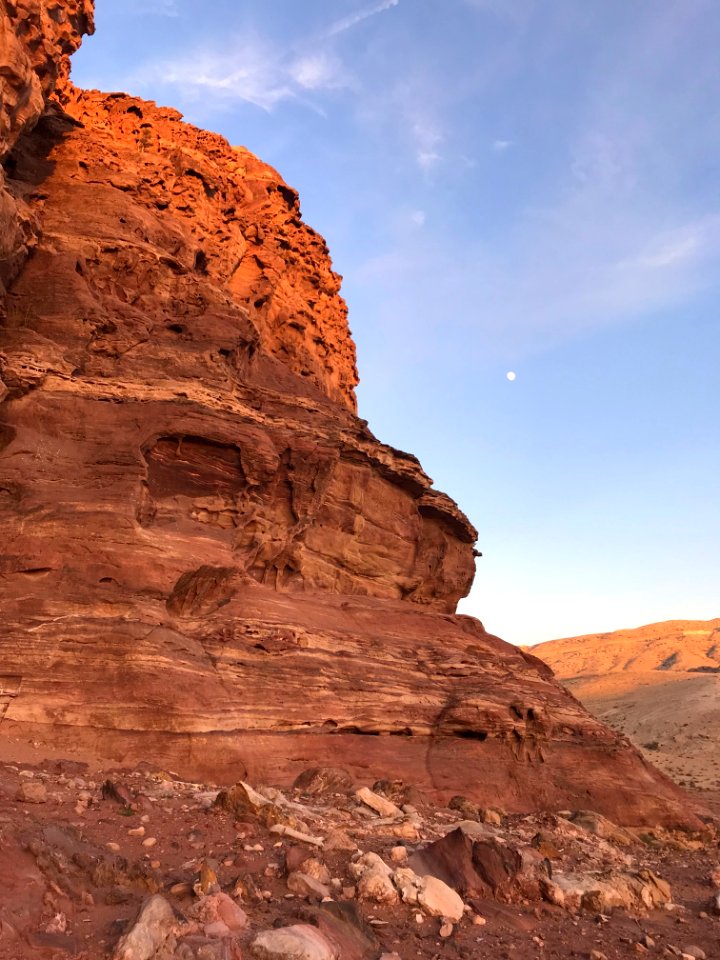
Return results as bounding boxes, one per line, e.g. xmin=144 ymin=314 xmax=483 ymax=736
xmin=533 ymin=619 xmax=720 ymax=791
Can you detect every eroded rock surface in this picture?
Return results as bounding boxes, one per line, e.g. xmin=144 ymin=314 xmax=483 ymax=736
xmin=0 ymin=0 xmax=705 ymax=826
xmin=0 ymin=0 xmax=94 ymax=295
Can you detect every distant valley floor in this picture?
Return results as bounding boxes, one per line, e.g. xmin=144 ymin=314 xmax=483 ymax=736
xmin=532 ymin=618 xmax=720 ymax=794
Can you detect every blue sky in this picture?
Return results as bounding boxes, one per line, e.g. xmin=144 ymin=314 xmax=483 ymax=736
xmin=72 ymin=0 xmax=720 ymax=644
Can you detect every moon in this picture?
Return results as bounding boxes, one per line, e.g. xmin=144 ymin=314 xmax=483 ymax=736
xmin=506 ymin=371 xmax=516 ymax=381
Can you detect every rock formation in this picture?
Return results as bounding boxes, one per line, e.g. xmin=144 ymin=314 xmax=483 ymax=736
xmin=0 ymin=1 xmax=703 ymax=826
xmin=0 ymin=0 xmax=94 ymax=294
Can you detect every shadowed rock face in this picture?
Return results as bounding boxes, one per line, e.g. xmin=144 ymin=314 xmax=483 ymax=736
xmin=0 ymin=2 xmax=704 ymax=826
xmin=0 ymin=0 xmax=94 ymax=294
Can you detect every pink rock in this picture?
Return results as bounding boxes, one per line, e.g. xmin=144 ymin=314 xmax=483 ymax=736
xmin=216 ymin=894 xmax=248 ymax=933
xmin=203 ymin=921 xmax=231 ymax=939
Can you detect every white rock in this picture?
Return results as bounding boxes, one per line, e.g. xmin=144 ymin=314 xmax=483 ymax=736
xmin=252 ymin=923 xmax=339 ymax=960
xmin=287 ymin=871 xmax=331 ymax=900
xmin=355 ymin=787 xmax=402 ymax=819
xmin=393 ymin=867 xmax=421 ymax=904
xmin=348 ymin=853 xmax=387 ymax=880
xmin=390 ymin=846 xmax=408 ymax=863
xmin=417 ymin=875 xmax=464 ymax=922
xmin=358 ymin=869 xmax=398 ymax=904
xmin=113 ymin=895 xmax=176 ymax=960
xmin=270 ymin=824 xmax=323 ymax=847
xmin=351 ymin=852 xmax=398 ymax=904
xmin=240 ymin=781 xmax=273 ymax=810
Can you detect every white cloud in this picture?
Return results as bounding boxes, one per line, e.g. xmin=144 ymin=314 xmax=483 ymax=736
xmin=619 ymin=224 xmax=712 ymax=272
xmin=410 ymin=116 xmax=443 ymax=171
xmin=290 ymin=53 xmax=348 ymax=92
xmin=416 ymin=151 xmax=441 ymax=171
xmin=355 ymin=195 xmax=720 ymax=366
xmin=128 ymin=2 xmax=403 ymax=114
xmin=133 ymin=32 xmax=352 ymax=112
xmin=324 ymin=0 xmax=400 ymax=39
xmin=347 ymin=2 xmax=720 ymax=358
xmin=411 ymin=210 xmax=426 ymax=227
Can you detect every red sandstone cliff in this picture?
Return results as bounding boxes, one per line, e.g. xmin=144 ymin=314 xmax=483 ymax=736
xmin=0 ymin=2 xmax=702 ymax=826
xmin=0 ymin=0 xmax=94 ymax=293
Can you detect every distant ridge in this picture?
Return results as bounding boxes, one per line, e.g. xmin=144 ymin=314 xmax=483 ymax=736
xmin=533 ymin=618 xmax=720 ymax=791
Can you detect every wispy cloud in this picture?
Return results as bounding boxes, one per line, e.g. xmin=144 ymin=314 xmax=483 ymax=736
xmin=134 ymin=41 xmax=291 ymax=111
xmin=410 ymin=115 xmax=443 ymax=171
xmin=289 ymin=53 xmax=348 ymax=92
xmin=128 ymin=2 xmax=401 ymax=113
xmin=619 ymin=225 xmax=711 ymax=272
xmin=355 ymin=196 xmax=720 ymax=367
xmin=323 ymin=0 xmax=400 ymax=39
xmin=353 ymin=1 xmax=720 ymax=366
xmin=570 ymin=130 xmax=636 ymax=192
xmin=132 ymin=32 xmax=350 ymax=112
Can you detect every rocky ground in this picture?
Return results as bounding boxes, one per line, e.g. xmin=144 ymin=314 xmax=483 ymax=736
xmin=1 ymin=756 xmax=719 ymax=960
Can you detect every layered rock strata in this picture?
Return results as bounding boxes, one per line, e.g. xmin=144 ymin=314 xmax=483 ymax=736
xmin=0 ymin=2 xmax=701 ymax=825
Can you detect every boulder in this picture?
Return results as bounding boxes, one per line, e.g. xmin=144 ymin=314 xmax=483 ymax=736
xmin=569 ymin=811 xmax=637 ymax=846
xmin=252 ymin=924 xmax=338 ymax=960
xmin=16 ymin=781 xmax=47 ymax=804
xmin=410 ymin=828 xmax=542 ymax=900
xmin=542 ymin=868 xmax=672 ymax=913
xmin=296 ymin=902 xmax=379 ymax=960
xmin=355 ymin=788 xmax=402 ymax=819
xmin=287 ymin=872 xmax=332 ymax=901
xmin=113 ymin=895 xmax=176 ymax=960
xmin=294 ymin=769 xmax=353 ymax=796
xmin=188 ymin=894 xmax=248 ymax=934
xmin=350 ymin=854 xmax=398 ymax=906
